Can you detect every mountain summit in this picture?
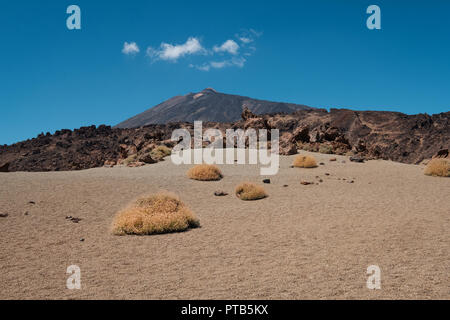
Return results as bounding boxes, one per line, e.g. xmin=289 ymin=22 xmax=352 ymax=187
xmin=115 ymin=88 xmax=313 ymax=128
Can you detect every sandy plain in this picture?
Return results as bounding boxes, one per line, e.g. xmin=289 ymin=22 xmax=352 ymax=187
xmin=0 ymin=152 xmax=448 ymax=299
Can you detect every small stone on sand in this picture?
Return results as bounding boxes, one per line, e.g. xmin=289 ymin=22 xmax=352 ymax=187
xmin=214 ymin=191 xmax=228 ymax=196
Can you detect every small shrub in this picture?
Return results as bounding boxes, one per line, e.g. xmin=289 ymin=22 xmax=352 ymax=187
xmin=120 ymin=154 xmax=137 ymax=165
xmin=424 ymin=158 xmax=450 ymax=177
xmin=345 ymin=151 xmax=355 ymax=156
xmin=150 ymin=145 xmax=172 ymax=161
xmin=293 ymin=155 xmax=318 ymax=168
xmin=187 ymin=164 xmax=223 ymax=181
xmin=137 ymin=152 xmax=157 ymax=164
xmin=112 ymin=192 xmax=200 ymax=236
xmin=318 ymin=144 xmax=333 ymax=154
xmin=298 ymin=143 xmax=317 ymax=152
xmin=297 ymin=142 xmax=309 ymax=151
xmin=235 ymin=182 xmax=267 ymax=201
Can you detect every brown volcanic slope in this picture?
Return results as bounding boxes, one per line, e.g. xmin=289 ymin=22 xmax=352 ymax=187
xmin=0 ymin=107 xmax=449 ymax=172
xmin=115 ymin=88 xmax=313 ymax=128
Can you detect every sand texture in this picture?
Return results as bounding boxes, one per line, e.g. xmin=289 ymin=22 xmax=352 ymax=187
xmin=0 ymin=152 xmax=448 ymax=299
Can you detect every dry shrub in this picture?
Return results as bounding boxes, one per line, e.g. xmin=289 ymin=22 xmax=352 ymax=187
xmin=120 ymin=154 xmax=137 ymax=165
xmin=150 ymin=145 xmax=172 ymax=161
xmin=293 ymin=155 xmax=318 ymax=168
xmin=235 ymin=182 xmax=267 ymax=201
xmin=187 ymin=164 xmax=223 ymax=181
xmin=424 ymin=158 xmax=450 ymax=177
xmin=318 ymin=144 xmax=333 ymax=154
xmin=112 ymin=192 xmax=200 ymax=236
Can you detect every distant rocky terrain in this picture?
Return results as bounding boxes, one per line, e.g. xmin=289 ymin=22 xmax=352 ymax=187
xmin=115 ymin=88 xmax=313 ymax=128
xmin=1 ymin=105 xmax=448 ymax=172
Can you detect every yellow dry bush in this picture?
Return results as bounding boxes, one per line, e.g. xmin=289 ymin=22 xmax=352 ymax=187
xmin=120 ymin=154 xmax=137 ymax=165
xmin=424 ymin=158 xmax=450 ymax=177
xmin=112 ymin=192 xmax=200 ymax=236
xmin=187 ymin=164 xmax=223 ymax=181
xmin=235 ymin=182 xmax=267 ymax=201
xmin=150 ymin=145 xmax=172 ymax=161
xmin=293 ymin=155 xmax=318 ymax=168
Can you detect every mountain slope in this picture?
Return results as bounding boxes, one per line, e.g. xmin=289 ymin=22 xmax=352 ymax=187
xmin=115 ymin=88 xmax=313 ymax=128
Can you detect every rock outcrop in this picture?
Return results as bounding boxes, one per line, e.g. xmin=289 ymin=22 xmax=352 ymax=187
xmin=0 ymin=108 xmax=448 ymax=172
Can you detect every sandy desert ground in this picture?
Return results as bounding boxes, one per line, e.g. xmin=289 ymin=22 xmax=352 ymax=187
xmin=0 ymin=152 xmax=448 ymax=299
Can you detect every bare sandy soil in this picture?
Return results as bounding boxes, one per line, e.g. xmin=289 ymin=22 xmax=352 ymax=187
xmin=0 ymin=152 xmax=448 ymax=299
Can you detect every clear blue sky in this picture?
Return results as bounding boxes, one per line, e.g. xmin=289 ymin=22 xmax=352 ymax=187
xmin=1 ymin=0 xmax=449 ymax=145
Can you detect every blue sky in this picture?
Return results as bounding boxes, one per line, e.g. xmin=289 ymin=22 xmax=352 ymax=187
xmin=0 ymin=0 xmax=449 ymax=145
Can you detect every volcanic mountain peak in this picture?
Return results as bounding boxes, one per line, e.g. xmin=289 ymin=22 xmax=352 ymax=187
xmin=114 ymin=88 xmax=313 ymax=128
xmin=201 ymin=87 xmax=217 ymax=93
xmin=192 ymin=88 xmax=217 ymax=99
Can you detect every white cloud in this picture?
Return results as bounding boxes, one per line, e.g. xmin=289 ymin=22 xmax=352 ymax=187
xmin=143 ymin=30 xmax=261 ymax=70
xmin=238 ymin=37 xmax=253 ymax=44
xmin=249 ymin=29 xmax=263 ymax=37
xmin=235 ymin=29 xmax=263 ymax=47
xmin=122 ymin=42 xmax=140 ymax=55
xmin=193 ymin=57 xmax=246 ymax=71
xmin=230 ymin=57 xmax=246 ymax=68
xmin=210 ymin=61 xmax=227 ymax=69
xmin=196 ymin=64 xmax=211 ymax=72
xmin=213 ymin=40 xmax=239 ymax=55
xmin=147 ymin=37 xmax=205 ymax=61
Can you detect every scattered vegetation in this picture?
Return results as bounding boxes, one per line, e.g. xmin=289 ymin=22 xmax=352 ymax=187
xmin=118 ymin=145 xmax=172 ymax=166
xmin=150 ymin=145 xmax=172 ymax=161
xmin=120 ymin=154 xmax=137 ymax=165
xmin=424 ymin=158 xmax=450 ymax=177
xmin=187 ymin=164 xmax=223 ymax=181
xmin=318 ymin=145 xmax=333 ymax=154
xmin=292 ymin=155 xmax=318 ymax=168
xmin=235 ymin=182 xmax=267 ymax=201
xmin=297 ymin=142 xmax=350 ymax=156
xmin=297 ymin=142 xmax=316 ymax=152
xmin=112 ymin=192 xmax=200 ymax=236
xmin=345 ymin=151 xmax=355 ymax=156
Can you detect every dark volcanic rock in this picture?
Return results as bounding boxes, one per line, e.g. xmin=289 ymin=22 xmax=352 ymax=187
xmin=0 ymin=162 xmax=9 ymax=172
xmin=292 ymin=126 xmax=310 ymax=143
xmin=0 ymin=92 xmax=448 ymax=172
xmin=433 ymin=149 xmax=449 ymax=159
xmin=279 ymin=141 xmax=298 ymax=155
xmin=350 ymin=156 xmax=365 ymax=163
xmin=241 ymin=107 xmax=258 ymax=121
xmin=214 ymin=191 xmax=228 ymax=196
xmin=137 ymin=153 xmax=157 ymax=164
